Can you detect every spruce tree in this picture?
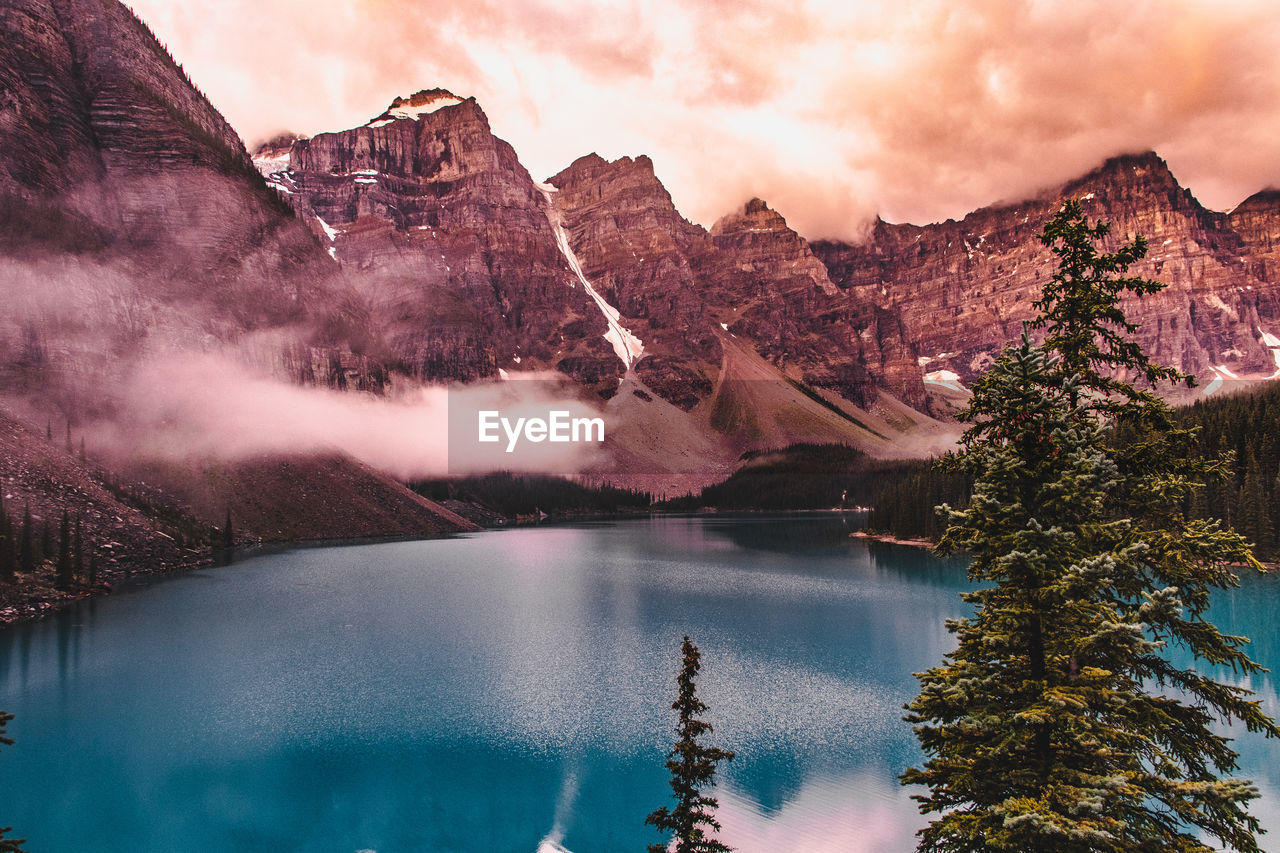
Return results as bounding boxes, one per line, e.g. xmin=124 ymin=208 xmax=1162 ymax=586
xmin=903 ymin=202 xmax=1280 ymax=852
xmin=0 ymin=493 xmax=12 ymax=581
xmin=73 ymin=515 xmax=84 ymax=583
xmin=17 ymin=507 xmax=34 ymax=575
xmin=55 ymin=509 xmax=72 ymax=590
xmin=0 ymin=711 xmax=27 ymax=852
xmin=647 ymin=636 xmax=735 ymax=853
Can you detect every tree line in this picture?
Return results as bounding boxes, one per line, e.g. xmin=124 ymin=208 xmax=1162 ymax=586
xmin=867 ymin=380 xmax=1280 ymax=559
xmin=0 ymin=492 xmax=98 ymax=590
xmin=411 ymin=471 xmax=651 ymax=518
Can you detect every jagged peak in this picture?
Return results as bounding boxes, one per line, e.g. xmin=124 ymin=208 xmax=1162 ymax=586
xmin=250 ymin=132 xmax=307 ymax=156
xmin=366 ymin=88 xmax=468 ymax=127
xmin=710 ymin=197 xmax=792 ymax=237
xmin=1230 ymin=187 xmax=1280 ymax=217
xmin=548 ymin=153 xmax=661 ymax=194
xmin=1070 ymin=150 xmax=1182 ymax=195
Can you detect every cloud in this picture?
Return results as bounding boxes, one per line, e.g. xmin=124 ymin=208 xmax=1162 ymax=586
xmin=128 ymin=0 xmax=1280 ymax=240
xmin=89 ymin=352 xmax=606 ymax=480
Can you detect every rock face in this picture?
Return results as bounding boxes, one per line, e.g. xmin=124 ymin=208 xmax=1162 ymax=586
xmin=546 ymin=155 xmax=924 ymax=410
xmin=269 ymin=90 xmax=622 ymax=390
xmin=814 ymin=152 xmax=1280 ymax=389
xmin=0 ymin=0 xmax=478 ymax=611
xmin=0 ymin=0 xmax=366 ymax=399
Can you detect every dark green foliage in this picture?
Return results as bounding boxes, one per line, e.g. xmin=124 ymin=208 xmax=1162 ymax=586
xmin=866 ymin=458 xmax=971 ymax=540
xmin=0 ymin=493 xmax=13 ymax=581
xmin=0 ymin=711 xmax=27 ymax=852
xmin=1032 ymin=198 xmax=1190 ymax=408
xmin=412 ymin=472 xmax=650 ymax=518
xmin=73 ymin=515 xmax=84 ymax=581
xmin=684 ymin=444 xmax=868 ymax=510
xmin=902 ymin=202 xmax=1279 ymax=852
xmin=661 ymin=444 xmax=912 ymax=512
xmin=17 ymin=507 xmax=34 ymax=575
xmin=868 ymin=381 xmax=1280 ymax=558
xmin=1174 ymin=383 xmax=1280 ymax=560
xmin=647 ymin=637 xmax=735 ymax=853
xmin=223 ymin=507 xmax=234 ymax=551
xmin=39 ymin=517 xmax=51 ymax=564
xmin=55 ymin=510 xmax=72 ymax=590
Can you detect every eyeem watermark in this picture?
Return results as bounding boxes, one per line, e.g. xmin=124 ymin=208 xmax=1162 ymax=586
xmin=478 ymin=410 xmax=605 ymax=453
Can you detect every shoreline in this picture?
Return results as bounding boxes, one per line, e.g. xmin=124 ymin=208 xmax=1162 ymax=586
xmin=848 ymin=530 xmax=936 ymax=550
xmin=0 ymin=529 xmax=472 ymax=628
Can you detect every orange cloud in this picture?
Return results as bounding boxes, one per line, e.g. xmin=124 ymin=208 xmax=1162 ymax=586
xmin=128 ymin=0 xmax=1280 ymax=240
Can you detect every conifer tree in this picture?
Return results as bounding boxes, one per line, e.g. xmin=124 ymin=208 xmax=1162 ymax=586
xmin=647 ymin=636 xmax=735 ymax=853
xmin=903 ymin=202 xmax=1279 ymax=852
xmin=73 ymin=515 xmax=84 ymax=583
xmin=55 ymin=509 xmax=72 ymax=590
xmin=0 ymin=492 xmax=12 ymax=581
xmin=17 ymin=507 xmax=34 ymax=575
xmin=39 ymin=517 xmax=51 ymax=564
xmin=0 ymin=710 xmax=27 ymax=852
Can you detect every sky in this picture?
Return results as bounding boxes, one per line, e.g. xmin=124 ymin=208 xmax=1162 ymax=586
xmin=128 ymin=0 xmax=1280 ymax=241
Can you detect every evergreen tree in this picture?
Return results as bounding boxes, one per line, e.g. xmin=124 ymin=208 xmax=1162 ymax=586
xmin=39 ymin=517 xmax=51 ymax=564
xmin=647 ymin=636 xmax=735 ymax=853
xmin=222 ymin=507 xmax=234 ymax=551
xmin=1237 ymin=455 xmax=1273 ymax=556
xmin=17 ymin=507 xmax=34 ymax=575
xmin=73 ymin=515 xmax=84 ymax=583
xmin=0 ymin=492 xmax=12 ymax=581
xmin=1031 ymin=198 xmax=1189 ymax=409
xmin=0 ymin=711 xmax=27 ymax=852
xmin=902 ymin=203 xmax=1279 ymax=852
xmin=55 ymin=509 xmax=72 ymax=590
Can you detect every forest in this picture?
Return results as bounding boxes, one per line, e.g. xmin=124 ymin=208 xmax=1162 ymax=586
xmin=867 ymin=379 xmax=1280 ymax=560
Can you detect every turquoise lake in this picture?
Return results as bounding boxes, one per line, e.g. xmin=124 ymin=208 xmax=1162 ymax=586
xmin=2 ymin=514 xmax=1278 ymax=851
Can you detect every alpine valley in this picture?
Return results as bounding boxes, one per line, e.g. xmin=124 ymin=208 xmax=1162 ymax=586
xmin=3 ymin=0 xmax=1280 ymax=613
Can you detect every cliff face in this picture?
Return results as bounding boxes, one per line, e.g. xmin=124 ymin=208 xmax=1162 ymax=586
xmin=270 ymin=90 xmax=621 ymax=390
xmin=546 ymin=156 xmax=924 ymax=409
xmin=0 ymin=0 xmax=364 ymax=396
xmin=0 ymin=0 xmax=478 ymax=605
xmin=814 ymin=152 xmax=1280 ymax=388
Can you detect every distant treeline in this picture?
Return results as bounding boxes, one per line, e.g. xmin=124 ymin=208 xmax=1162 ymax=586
xmin=411 ymin=472 xmax=651 ymax=519
xmin=660 ymin=443 xmax=925 ymax=512
xmin=866 ymin=381 xmax=1280 ymax=559
xmin=1174 ymin=383 xmax=1280 ymax=559
xmin=864 ymin=458 xmax=971 ymax=541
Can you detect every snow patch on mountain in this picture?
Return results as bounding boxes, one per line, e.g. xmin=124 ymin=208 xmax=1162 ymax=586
xmin=1260 ymin=326 xmax=1280 ymax=376
xmin=923 ymin=369 xmax=965 ymax=392
xmin=536 ymin=181 xmax=644 ymax=369
xmin=367 ymin=90 xmax=464 ymax=127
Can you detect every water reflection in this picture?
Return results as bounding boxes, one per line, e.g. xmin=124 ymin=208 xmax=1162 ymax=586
xmin=0 ymin=517 xmax=1277 ymax=852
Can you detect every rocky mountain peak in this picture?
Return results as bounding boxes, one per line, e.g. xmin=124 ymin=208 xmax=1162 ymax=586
xmin=1065 ymin=150 xmax=1191 ymax=212
xmin=1231 ymin=188 xmax=1280 ymax=217
xmin=251 ymin=132 xmax=306 ymax=176
xmin=709 ymin=197 xmax=791 ymax=237
xmin=367 ymin=88 xmax=468 ymax=126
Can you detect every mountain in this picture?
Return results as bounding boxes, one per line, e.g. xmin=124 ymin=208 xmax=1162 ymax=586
xmin=0 ymin=0 xmax=477 ymax=612
xmin=261 ymin=88 xmax=623 ymax=392
xmin=8 ymin=0 xmax=1280 ymax=540
xmin=813 ymin=152 xmax=1280 ymax=395
xmin=261 ymin=92 xmax=956 ymax=488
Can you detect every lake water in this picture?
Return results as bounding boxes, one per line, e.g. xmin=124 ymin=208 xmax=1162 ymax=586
xmin=2 ymin=514 xmax=1278 ymax=852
